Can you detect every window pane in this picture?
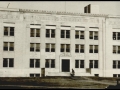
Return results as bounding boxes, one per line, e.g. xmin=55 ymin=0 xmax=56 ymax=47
xmin=118 ymin=46 xmax=120 ymax=54
xmin=75 ymin=45 xmax=79 ymax=53
xmin=4 ymin=27 xmax=8 ymax=36
xmin=113 ymin=74 xmax=117 ymax=77
xmin=9 ymin=58 xmax=14 ymax=67
xmin=36 ymin=43 xmax=40 ymax=52
xmin=36 ymin=29 xmax=40 ymax=37
xmin=80 ymin=45 xmax=84 ymax=53
xmin=35 ymin=59 xmax=40 ymax=68
xmin=51 ymin=29 xmax=55 ymax=38
xmin=3 ymin=58 xmax=8 ymax=67
xmin=51 ymin=44 xmax=55 ymax=52
xmin=66 ymin=30 xmax=70 ymax=38
xmin=4 ymin=42 xmax=8 ymax=51
xmin=61 ymin=44 xmax=65 ymax=52
xmin=113 ymin=32 xmax=116 ymax=40
xmin=45 ymin=59 xmax=49 ymax=68
xmin=94 ymin=60 xmax=98 ymax=68
xmin=35 ymin=74 xmax=40 ymax=77
xmin=46 ymin=29 xmax=50 ymax=37
xmin=30 ymin=28 xmax=35 ymax=37
xmin=113 ymin=46 xmax=116 ymax=53
xmin=61 ymin=30 xmax=65 ymax=38
xmin=75 ymin=60 xmax=79 ymax=68
xmin=66 ymin=44 xmax=70 ymax=52
xmin=89 ymin=60 xmax=93 ymax=68
xmin=10 ymin=27 xmax=14 ymax=36
xmin=118 ymin=32 xmax=120 ymax=40
xmin=94 ymin=45 xmax=98 ymax=53
xmin=80 ymin=60 xmax=84 ymax=68
xmin=30 ymin=59 xmax=34 ymax=68
xmin=94 ymin=31 xmax=98 ymax=40
xmin=30 ymin=74 xmax=34 ymax=77
xmin=89 ymin=31 xmax=93 ymax=39
xmin=46 ymin=44 xmax=50 ymax=52
xmin=89 ymin=45 xmax=93 ymax=53
xmin=51 ymin=59 xmax=55 ymax=68
xmin=9 ymin=42 xmax=14 ymax=51
xmin=30 ymin=43 xmax=34 ymax=51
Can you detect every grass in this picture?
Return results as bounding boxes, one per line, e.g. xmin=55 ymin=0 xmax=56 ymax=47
xmin=0 ymin=76 xmax=118 ymax=89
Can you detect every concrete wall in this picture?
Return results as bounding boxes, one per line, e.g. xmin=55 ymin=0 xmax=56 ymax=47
xmin=0 ymin=9 xmax=119 ymax=77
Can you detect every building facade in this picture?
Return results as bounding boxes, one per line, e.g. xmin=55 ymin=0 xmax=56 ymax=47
xmin=0 ymin=6 xmax=120 ymax=77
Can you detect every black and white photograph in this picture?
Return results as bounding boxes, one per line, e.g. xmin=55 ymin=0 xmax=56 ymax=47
xmin=0 ymin=1 xmax=120 ymax=89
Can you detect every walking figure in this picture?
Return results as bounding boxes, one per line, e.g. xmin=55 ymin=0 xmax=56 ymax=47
xmin=70 ymin=68 xmax=75 ymax=77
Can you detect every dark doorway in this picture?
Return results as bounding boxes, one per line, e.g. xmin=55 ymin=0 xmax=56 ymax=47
xmin=62 ymin=59 xmax=70 ymax=72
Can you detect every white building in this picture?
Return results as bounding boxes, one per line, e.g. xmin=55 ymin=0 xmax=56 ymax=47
xmin=0 ymin=4 xmax=120 ymax=77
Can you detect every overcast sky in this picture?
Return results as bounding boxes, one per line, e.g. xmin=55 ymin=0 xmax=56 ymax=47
xmin=0 ymin=1 xmax=120 ymax=15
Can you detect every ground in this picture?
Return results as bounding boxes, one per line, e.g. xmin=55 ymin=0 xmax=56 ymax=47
xmin=0 ymin=76 xmax=118 ymax=89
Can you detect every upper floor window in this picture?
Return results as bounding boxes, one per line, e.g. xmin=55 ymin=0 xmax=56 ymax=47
xmin=30 ymin=28 xmax=40 ymax=37
xmin=113 ymin=46 xmax=120 ymax=54
xmin=113 ymin=32 xmax=120 ymax=40
xmin=113 ymin=60 xmax=120 ymax=69
xmin=45 ymin=59 xmax=55 ymax=68
xmin=46 ymin=29 xmax=55 ymax=38
xmin=3 ymin=58 xmax=14 ymax=67
xmin=75 ymin=60 xmax=84 ymax=68
xmin=4 ymin=27 xmax=14 ymax=36
xmin=61 ymin=30 xmax=70 ymax=38
xmin=75 ymin=31 xmax=84 ymax=39
xmin=30 ymin=43 xmax=40 ymax=52
xmin=30 ymin=59 xmax=40 ymax=68
xmin=89 ymin=45 xmax=98 ymax=53
xmin=89 ymin=60 xmax=98 ymax=68
xmin=3 ymin=42 xmax=14 ymax=51
xmin=75 ymin=44 xmax=84 ymax=53
xmin=89 ymin=31 xmax=98 ymax=40
xmin=61 ymin=44 xmax=70 ymax=52
xmin=45 ymin=43 xmax=55 ymax=52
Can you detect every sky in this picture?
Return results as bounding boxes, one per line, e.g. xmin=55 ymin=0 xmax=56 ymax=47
xmin=0 ymin=1 xmax=120 ymax=15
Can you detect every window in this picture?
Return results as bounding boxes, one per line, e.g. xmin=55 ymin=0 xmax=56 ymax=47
xmin=89 ymin=60 xmax=98 ymax=68
xmin=89 ymin=45 xmax=98 ymax=53
xmin=3 ymin=42 xmax=14 ymax=51
xmin=30 ymin=28 xmax=40 ymax=37
xmin=30 ymin=43 xmax=40 ymax=52
xmin=60 ymin=44 xmax=70 ymax=52
xmin=61 ymin=30 xmax=70 ymax=38
xmin=94 ymin=74 xmax=99 ymax=77
xmin=75 ymin=31 xmax=84 ymax=39
xmin=4 ymin=27 xmax=14 ymax=36
xmin=113 ymin=74 xmax=117 ymax=77
xmin=30 ymin=73 xmax=40 ymax=77
xmin=3 ymin=58 xmax=14 ymax=67
xmin=113 ymin=60 xmax=120 ymax=69
xmin=113 ymin=32 xmax=120 ymax=40
xmin=45 ymin=59 xmax=55 ymax=68
xmin=113 ymin=46 xmax=120 ymax=54
xmin=46 ymin=29 xmax=55 ymax=38
xmin=45 ymin=43 xmax=55 ymax=52
xmin=75 ymin=60 xmax=84 ymax=68
xmin=75 ymin=44 xmax=84 ymax=53
xmin=30 ymin=59 xmax=40 ymax=68
xmin=89 ymin=31 xmax=98 ymax=40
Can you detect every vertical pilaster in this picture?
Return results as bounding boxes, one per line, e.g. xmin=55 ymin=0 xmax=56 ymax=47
xmin=85 ymin=26 xmax=89 ymax=69
xmin=40 ymin=23 xmax=45 ymax=68
xmin=70 ymin=26 xmax=75 ymax=70
xmin=55 ymin=24 xmax=60 ymax=71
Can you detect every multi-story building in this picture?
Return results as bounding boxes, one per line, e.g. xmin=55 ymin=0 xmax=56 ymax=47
xmin=0 ymin=4 xmax=120 ymax=77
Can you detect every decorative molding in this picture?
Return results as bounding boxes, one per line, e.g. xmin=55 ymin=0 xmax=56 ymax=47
xmin=0 ymin=14 xmax=20 ymax=20
xmin=60 ymin=52 xmax=71 ymax=57
xmin=24 ymin=15 xmax=100 ymax=23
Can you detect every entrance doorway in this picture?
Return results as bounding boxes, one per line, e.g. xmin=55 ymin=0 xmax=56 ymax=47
xmin=62 ymin=59 xmax=70 ymax=72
